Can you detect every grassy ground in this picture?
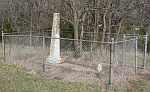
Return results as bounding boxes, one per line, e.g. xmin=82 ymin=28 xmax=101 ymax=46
xmin=1 ymin=63 xmax=150 ymax=92
xmin=148 ymin=55 xmax=150 ymax=66
xmin=108 ymin=72 xmax=150 ymax=92
xmin=128 ymin=77 xmax=150 ymax=92
xmin=0 ymin=63 xmax=101 ymax=92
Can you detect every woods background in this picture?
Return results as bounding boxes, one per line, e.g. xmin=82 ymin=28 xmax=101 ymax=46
xmin=0 ymin=0 xmax=150 ymax=52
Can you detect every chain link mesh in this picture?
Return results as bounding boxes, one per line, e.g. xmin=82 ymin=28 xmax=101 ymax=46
xmin=1 ymin=32 xmax=148 ymax=86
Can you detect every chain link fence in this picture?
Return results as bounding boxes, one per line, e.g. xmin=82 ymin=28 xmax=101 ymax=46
xmin=1 ymin=31 xmax=149 ymax=88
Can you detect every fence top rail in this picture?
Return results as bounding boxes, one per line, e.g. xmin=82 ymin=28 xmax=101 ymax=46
xmin=3 ymin=31 xmax=148 ymax=36
xmin=3 ymin=31 xmax=51 ymax=35
xmin=4 ymin=34 xmax=111 ymax=44
xmin=115 ymin=38 xmax=138 ymax=44
xmin=4 ymin=34 xmax=138 ymax=44
xmin=83 ymin=32 xmax=148 ymax=37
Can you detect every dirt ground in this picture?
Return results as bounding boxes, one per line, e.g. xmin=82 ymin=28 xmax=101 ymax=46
xmin=2 ymin=45 xmax=145 ymax=86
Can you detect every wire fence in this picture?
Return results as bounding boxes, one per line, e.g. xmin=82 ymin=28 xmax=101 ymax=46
xmin=0 ymin=31 xmax=149 ymax=88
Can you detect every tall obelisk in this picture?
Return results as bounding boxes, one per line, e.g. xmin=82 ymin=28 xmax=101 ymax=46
xmin=47 ymin=13 xmax=61 ymax=64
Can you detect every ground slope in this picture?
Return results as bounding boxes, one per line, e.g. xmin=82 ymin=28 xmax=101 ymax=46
xmin=0 ymin=63 xmax=101 ymax=92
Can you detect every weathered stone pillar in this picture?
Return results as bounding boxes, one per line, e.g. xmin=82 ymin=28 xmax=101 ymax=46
xmin=47 ymin=13 xmax=61 ymax=64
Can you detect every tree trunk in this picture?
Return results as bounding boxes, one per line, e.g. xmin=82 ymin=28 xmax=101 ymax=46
xmin=73 ymin=12 xmax=80 ymax=57
xmin=116 ymin=18 xmax=124 ymax=41
xmin=79 ymin=13 xmax=87 ymax=55
xmin=79 ymin=22 xmax=84 ymax=54
xmin=101 ymin=0 xmax=111 ymax=43
xmin=74 ymin=20 xmax=79 ymax=47
xmin=107 ymin=12 xmax=112 ymax=42
xmin=102 ymin=13 xmax=107 ymax=43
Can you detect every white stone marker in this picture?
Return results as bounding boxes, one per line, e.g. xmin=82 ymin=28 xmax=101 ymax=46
xmin=47 ymin=13 xmax=61 ymax=64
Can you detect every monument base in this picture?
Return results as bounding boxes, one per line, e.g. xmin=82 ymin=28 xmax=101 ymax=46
xmin=46 ymin=57 xmax=64 ymax=64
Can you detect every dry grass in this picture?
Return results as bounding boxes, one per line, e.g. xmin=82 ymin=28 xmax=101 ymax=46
xmin=0 ymin=63 xmax=101 ymax=92
xmin=2 ymin=45 xmax=138 ymax=85
xmin=0 ymin=39 xmax=148 ymax=90
xmin=0 ymin=40 xmax=150 ymax=92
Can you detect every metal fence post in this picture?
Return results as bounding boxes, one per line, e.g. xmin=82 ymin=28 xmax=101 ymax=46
xmin=29 ymin=31 xmax=32 ymax=47
xmin=122 ymin=34 xmax=126 ymax=65
xmin=143 ymin=34 xmax=148 ymax=69
xmin=42 ymin=34 xmax=45 ymax=72
xmin=108 ymin=38 xmax=114 ymax=85
xmin=135 ymin=36 xmax=138 ymax=74
xmin=2 ymin=26 xmax=5 ymax=62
